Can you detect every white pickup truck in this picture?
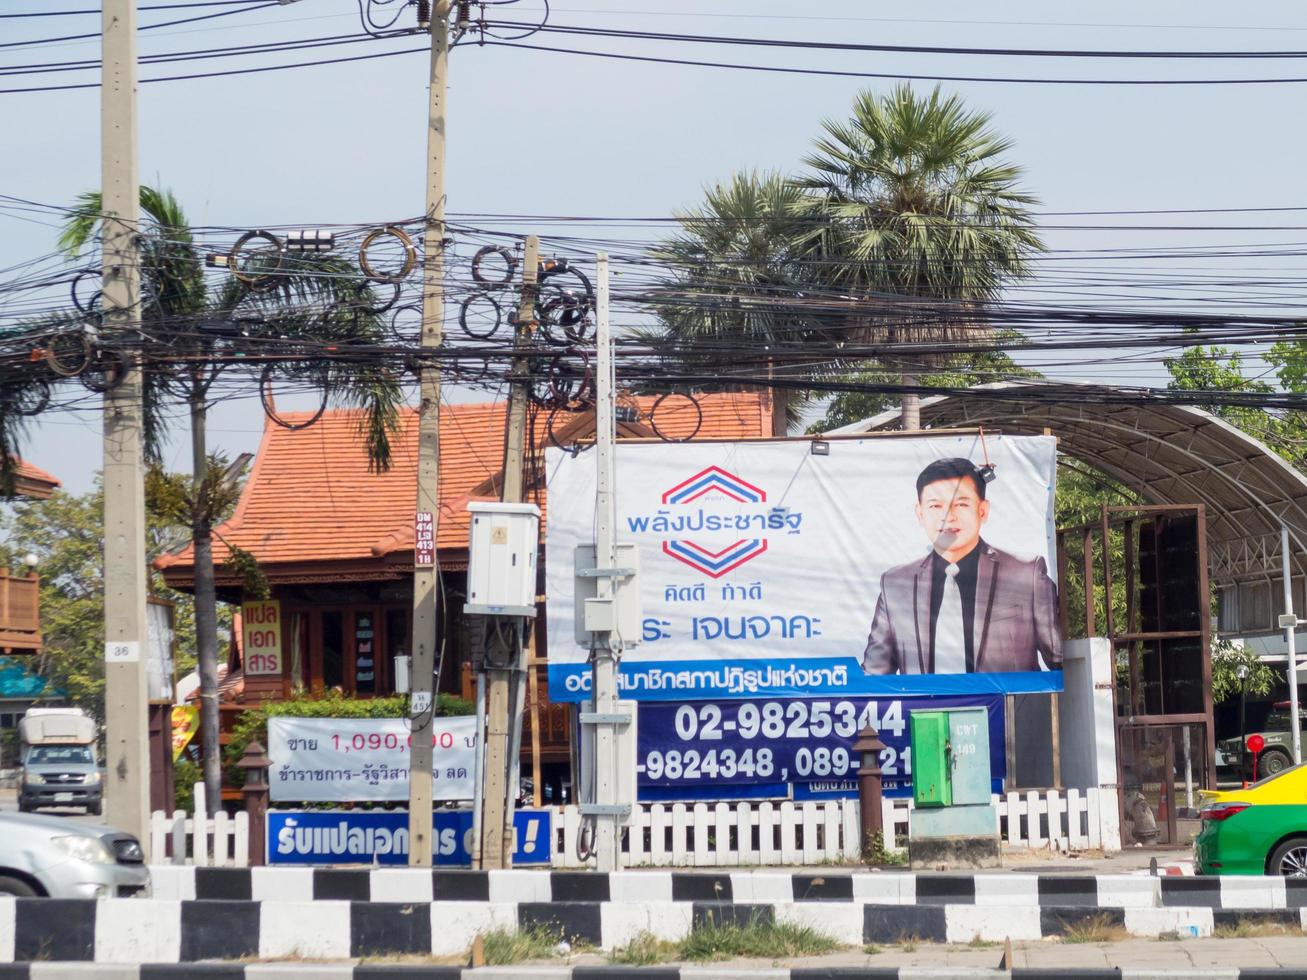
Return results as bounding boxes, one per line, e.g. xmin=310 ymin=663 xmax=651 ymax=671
xmin=18 ymin=708 xmax=102 ymax=815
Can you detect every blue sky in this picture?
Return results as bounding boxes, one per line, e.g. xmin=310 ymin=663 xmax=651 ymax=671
xmin=5 ymin=0 xmax=1307 ymax=494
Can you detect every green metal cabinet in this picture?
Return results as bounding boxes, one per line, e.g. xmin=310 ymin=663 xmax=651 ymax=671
xmin=910 ymin=710 xmax=952 ymax=808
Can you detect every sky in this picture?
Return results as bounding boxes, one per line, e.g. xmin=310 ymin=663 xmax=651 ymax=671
xmin=6 ymin=0 xmax=1307 ymax=495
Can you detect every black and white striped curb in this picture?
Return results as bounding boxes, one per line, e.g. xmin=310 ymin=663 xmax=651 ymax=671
xmin=149 ymin=867 xmax=1307 ymax=911
xmin=0 ymin=965 xmax=1300 ymax=979
xmin=2 ymin=896 xmax=1306 ymax=962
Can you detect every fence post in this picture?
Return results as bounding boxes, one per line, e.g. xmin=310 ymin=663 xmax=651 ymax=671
xmin=236 ymin=741 xmax=270 ymax=867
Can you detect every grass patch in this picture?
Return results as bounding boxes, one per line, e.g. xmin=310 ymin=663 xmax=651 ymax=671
xmin=481 ymin=927 xmax=564 ymax=965
xmin=609 ymin=932 xmax=680 ymax=966
xmin=678 ymin=917 xmax=840 ymax=962
xmin=1213 ymin=918 xmax=1301 ymax=939
xmin=967 ymin=937 xmax=1001 ymax=948
xmin=1061 ymin=914 xmax=1129 ymax=945
xmin=862 ymin=831 xmax=907 ymax=866
xmin=863 ymin=944 xmax=883 ymax=955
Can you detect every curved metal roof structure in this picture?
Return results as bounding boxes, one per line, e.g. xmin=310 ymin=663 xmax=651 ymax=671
xmin=826 ymin=382 xmax=1307 ymax=586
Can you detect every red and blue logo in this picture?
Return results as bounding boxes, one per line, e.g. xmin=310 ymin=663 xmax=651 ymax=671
xmin=659 ymin=466 xmax=769 ymax=578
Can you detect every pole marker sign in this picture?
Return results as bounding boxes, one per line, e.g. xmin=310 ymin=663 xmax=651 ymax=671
xmin=546 ymin=435 xmax=1061 ymax=700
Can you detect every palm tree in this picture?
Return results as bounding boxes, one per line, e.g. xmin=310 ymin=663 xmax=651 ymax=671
xmin=795 ymin=84 xmax=1043 ymax=429
xmin=644 ymin=171 xmax=828 ymax=435
xmin=61 ymin=187 xmax=401 ymax=812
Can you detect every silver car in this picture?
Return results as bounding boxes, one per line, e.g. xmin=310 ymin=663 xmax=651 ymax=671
xmin=0 ymin=813 xmax=148 ymax=898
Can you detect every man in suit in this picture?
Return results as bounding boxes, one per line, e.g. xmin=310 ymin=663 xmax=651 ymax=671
xmin=862 ymin=458 xmax=1061 ymax=675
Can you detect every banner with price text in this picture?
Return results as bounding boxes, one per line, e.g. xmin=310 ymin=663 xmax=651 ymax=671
xmin=268 ymin=717 xmax=476 ymax=802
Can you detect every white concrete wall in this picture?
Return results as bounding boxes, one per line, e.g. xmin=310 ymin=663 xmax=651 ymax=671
xmin=1059 ymin=637 xmax=1120 ymax=849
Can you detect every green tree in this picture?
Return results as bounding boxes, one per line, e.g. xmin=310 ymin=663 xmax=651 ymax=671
xmin=643 ymin=171 xmax=825 ymax=434
xmin=795 ymin=84 xmax=1043 ymax=428
xmin=809 ymin=342 xmax=1038 ymax=432
xmin=0 ymin=480 xmax=218 ymax=725
xmin=1166 ymin=345 xmax=1307 ymax=470
xmin=59 ymin=187 xmax=402 ymax=812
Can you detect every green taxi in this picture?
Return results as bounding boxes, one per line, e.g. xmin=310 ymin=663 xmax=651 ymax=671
xmin=1195 ymin=763 xmax=1307 ymax=875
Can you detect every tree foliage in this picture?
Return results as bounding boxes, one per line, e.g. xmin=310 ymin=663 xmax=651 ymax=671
xmin=0 ymin=476 xmax=230 ymax=725
xmin=1210 ymin=640 xmax=1277 ymax=705
xmin=643 ymin=86 xmax=1043 ymax=427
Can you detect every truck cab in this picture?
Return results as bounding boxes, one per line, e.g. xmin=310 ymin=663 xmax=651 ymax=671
xmin=18 ymin=709 xmax=102 ymax=816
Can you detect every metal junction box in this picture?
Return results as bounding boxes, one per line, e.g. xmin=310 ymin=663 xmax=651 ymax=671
xmin=465 ymin=502 xmax=540 ymax=617
xmin=908 ymin=704 xmax=999 ymax=868
xmin=910 ymin=710 xmax=952 ymax=808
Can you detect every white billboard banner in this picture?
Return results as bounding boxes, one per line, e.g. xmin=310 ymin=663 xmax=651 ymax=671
xmin=268 ymin=716 xmax=476 ymax=802
xmin=545 ymin=434 xmax=1060 ymax=701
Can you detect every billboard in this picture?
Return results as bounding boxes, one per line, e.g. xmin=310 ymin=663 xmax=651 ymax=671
xmin=636 ymin=694 xmax=1004 ymax=799
xmin=545 ymin=434 xmax=1060 ymax=701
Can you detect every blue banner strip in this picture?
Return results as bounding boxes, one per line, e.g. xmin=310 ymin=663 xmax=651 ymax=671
xmin=549 ymin=657 xmax=1061 ymax=702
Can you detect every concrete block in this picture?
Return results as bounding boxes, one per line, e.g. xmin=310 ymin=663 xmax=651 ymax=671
xmin=608 ymin=872 xmax=672 ymax=903
xmin=1219 ymin=875 xmax=1284 ymax=909
xmin=972 ymin=875 xmax=1038 ymax=906
xmin=148 ymin=865 xmax=195 ymax=901
xmin=851 ymin=872 xmax=914 ymax=904
xmin=0 ymin=896 xmax=14 ymax=962
xmin=600 ymin=900 xmax=693 ymax=948
xmin=369 ymin=868 xmax=435 ymax=903
xmin=259 ymin=899 xmax=351 ymax=960
xmin=729 ymin=872 xmax=794 ymax=902
xmin=488 ymin=870 xmax=551 ymax=903
xmin=1123 ymin=906 xmax=1213 ymax=938
xmin=773 ymin=901 xmax=863 ymax=944
xmin=1096 ymin=875 xmax=1160 ymax=908
xmin=251 ymin=866 xmax=314 ymax=902
xmin=94 ymin=898 xmax=180 ymax=963
xmin=429 ymin=900 xmax=517 ymax=956
xmin=945 ymin=904 xmax=1041 ymax=942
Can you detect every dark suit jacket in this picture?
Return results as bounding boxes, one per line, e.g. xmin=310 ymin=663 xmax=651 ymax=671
xmin=861 ymin=541 xmax=1062 ymax=674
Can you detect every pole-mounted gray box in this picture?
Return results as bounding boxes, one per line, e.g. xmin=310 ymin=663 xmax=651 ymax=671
xmin=465 ymin=502 xmax=540 ymax=617
xmin=574 ymin=543 xmax=642 ymax=648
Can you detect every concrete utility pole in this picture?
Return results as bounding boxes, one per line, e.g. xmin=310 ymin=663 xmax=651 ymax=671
xmin=476 ymin=236 xmax=539 ymax=869
xmin=408 ymin=0 xmax=451 ymax=867
xmin=589 ymin=253 xmax=622 ymax=871
xmin=101 ymin=0 xmax=150 ymax=848
xmin=1282 ymin=526 xmax=1303 ymax=764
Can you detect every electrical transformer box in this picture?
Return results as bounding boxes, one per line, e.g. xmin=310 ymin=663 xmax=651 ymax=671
xmin=465 ymin=502 xmax=540 ymax=617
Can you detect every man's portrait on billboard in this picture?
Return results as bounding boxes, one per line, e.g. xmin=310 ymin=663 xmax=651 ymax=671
xmin=862 ymin=457 xmax=1061 ymax=675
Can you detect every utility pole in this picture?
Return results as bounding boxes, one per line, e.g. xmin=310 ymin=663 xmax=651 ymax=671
xmin=476 ymin=236 xmax=539 ymax=869
xmin=589 ymin=253 xmax=622 ymax=871
xmin=101 ymin=0 xmax=150 ymax=847
xmin=408 ymin=0 xmax=452 ymax=867
xmin=1282 ymin=526 xmax=1302 ymax=765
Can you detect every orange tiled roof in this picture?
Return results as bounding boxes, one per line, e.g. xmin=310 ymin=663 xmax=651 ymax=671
xmin=156 ymin=392 xmax=769 ymax=577
xmin=5 ymin=458 xmax=60 ymax=500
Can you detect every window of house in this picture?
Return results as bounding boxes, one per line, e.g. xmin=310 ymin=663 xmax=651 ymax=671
xmin=322 ymin=611 xmax=344 ymax=691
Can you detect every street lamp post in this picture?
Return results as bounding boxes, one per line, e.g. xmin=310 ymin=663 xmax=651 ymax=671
xmin=1237 ymin=662 xmax=1250 ymax=788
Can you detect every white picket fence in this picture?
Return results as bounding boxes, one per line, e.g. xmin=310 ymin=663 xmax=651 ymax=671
xmin=148 ymin=784 xmax=249 ymax=867
xmin=552 ymin=787 xmax=1119 ymax=868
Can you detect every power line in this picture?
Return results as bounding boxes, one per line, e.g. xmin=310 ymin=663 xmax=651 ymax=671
xmin=484 ymin=38 xmax=1307 ymax=87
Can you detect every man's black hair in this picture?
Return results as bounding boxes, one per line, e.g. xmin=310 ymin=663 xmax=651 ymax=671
xmin=916 ymin=457 xmax=987 ymax=500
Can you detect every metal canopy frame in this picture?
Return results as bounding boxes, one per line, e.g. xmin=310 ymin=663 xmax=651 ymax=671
xmin=828 ymin=381 xmax=1307 ymax=589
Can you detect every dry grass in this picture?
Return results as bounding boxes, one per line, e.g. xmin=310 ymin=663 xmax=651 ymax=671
xmin=1060 ymin=914 xmax=1130 ymax=944
xmin=1213 ymin=918 xmax=1303 ymax=939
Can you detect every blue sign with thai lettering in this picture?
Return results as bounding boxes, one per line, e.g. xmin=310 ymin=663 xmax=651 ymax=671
xmin=636 ymin=695 xmax=1004 ymax=799
xmin=267 ymin=809 xmax=552 ymax=865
